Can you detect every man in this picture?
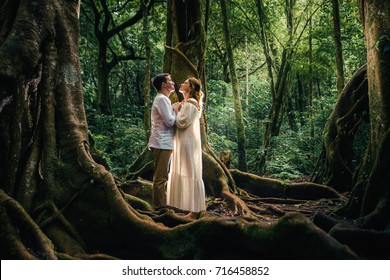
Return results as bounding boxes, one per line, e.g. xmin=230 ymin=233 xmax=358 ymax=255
xmin=148 ymin=73 xmax=180 ymax=208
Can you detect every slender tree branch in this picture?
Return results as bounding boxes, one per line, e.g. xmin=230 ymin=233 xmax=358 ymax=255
xmin=107 ymin=0 xmax=156 ymax=39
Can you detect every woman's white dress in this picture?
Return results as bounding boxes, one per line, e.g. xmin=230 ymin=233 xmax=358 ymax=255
xmin=167 ymin=98 xmax=206 ymax=212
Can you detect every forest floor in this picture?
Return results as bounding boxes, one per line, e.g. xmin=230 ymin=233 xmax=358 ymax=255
xmin=206 ymin=192 xmax=349 ymax=223
xmin=122 ymin=176 xmax=349 ymax=223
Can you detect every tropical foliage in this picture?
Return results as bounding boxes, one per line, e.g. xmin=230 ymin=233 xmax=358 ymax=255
xmin=79 ymin=0 xmax=365 ymax=179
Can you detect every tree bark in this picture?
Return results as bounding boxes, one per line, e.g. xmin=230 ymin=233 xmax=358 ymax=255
xmin=352 ymin=0 xmax=390 ymax=228
xmin=313 ymin=65 xmax=368 ymax=192
xmin=163 ymin=0 xmax=205 ymax=88
xmin=97 ymin=48 xmax=112 ymax=115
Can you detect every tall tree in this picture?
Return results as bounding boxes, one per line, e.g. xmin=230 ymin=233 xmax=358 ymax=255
xmin=245 ymin=36 xmax=250 ymax=112
xmin=163 ymin=0 xmax=206 ymax=91
xmin=82 ymin=0 xmax=152 ymax=115
xmin=255 ymin=0 xmax=294 ymax=173
xmin=255 ymin=0 xmax=321 ymax=173
xmin=313 ymin=0 xmax=390 ymax=257
xmin=347 ymin=0 xmax=390 ymax=226
xmin=309 ymin=13 xmax=314 ymax=160
xmin=219 ymin=0 xmax=247 ymax=171
xmin=332 ymin=0 xmax=345 ymax=94
xmin=142 ymin=0 xmax=152 ymax=140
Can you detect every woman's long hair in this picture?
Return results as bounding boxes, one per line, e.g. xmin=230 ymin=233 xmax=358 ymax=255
xmin=187 ymin=77 xmax=203 ymax=111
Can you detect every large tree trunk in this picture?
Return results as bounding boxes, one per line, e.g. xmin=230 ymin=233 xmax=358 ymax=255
xmin=312 ymin=65 xmax=368 ymax=192
xmin=163 ymin=0 xmax=206 ymax=90
xmin=313 ymin=0 xmax=390 ymax=257
xmin=351 ymin=0 xmax=390 ymax=228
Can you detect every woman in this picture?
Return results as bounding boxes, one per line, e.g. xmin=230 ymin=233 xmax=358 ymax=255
xmin=167 ymin=77 xmax=206 ymax=212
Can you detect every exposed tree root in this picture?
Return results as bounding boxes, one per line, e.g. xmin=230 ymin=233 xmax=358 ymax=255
xmin=329 ymin=224 xmax=390 ymax=258
xmin=126 ymin=147 xmax=153 ymax=180
xmin=313 ymin=212 xmax=390 ymax=258
xmin=64 ymin=146 xmax=358 ymax=259
xmin=0 ymin=189 xmax=57 ymax=259
xmin=231 ymin=169 xmax=342 ymax=200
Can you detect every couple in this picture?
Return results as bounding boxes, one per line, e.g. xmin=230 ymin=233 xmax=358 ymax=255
xmin=147 ymin=73 xmax=206 ymax=212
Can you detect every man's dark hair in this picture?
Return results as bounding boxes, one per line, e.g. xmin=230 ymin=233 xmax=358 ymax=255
xmin=152 ymin=73 xmax=170 ymax=91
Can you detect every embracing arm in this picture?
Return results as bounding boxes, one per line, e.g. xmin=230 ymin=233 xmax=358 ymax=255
xmin=157 ymin=97 xmax=176 ymax=127
xmin=176 ymin=101 xmax=198 ymax=129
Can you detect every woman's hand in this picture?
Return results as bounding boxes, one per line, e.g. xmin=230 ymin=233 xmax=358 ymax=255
xmin=179 ymin=100 xmax=185 ymax=110
xmin=172 ymin=102 xmax=181 ymax=114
